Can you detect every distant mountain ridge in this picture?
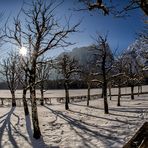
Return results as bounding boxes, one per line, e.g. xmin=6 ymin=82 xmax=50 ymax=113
xmin=57 ymin=45 xmax=98 ymax=66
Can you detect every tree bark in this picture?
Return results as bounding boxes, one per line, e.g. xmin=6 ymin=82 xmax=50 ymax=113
xmin=40 ymin=84 xmax=44 ymax=106
xmin=87 ymin=82 xmax=91 ymax=106
xmin=101 ymin=87 xmax=104 ymax=98
xmin=22 ymin=89 xmax=29 ymax=116
xmin=29 ymin=56 xmax=41 ymax=139
xmin=1 ymin=98 xmax=4 ymax=105
xmin=138 ymin=85 xmax=140 ymax=96
xmin=131 ymin=85 xmax=134 ymax=100
xmin=103 ymin=81 xmax=109 ymax=114
xmin=64 ymin=82 xmax=69 ymax=110
xmin=108 ymin=83 xmax=112 ymax=100
xmin=117 ymin=85 xmax=121 ymax=106
xmin=30 ymin=86 xmax=41 ymax=139
xmin=11 ymin=90 xmax=16 ymax=107
xmin=138 ymin=85 xmax=142 ymax=96
xmin=102 ymin=55 xmax=109 ymax=114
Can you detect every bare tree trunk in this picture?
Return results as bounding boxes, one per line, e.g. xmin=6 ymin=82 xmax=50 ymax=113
xmin=138 ymin=85 xmax=140 ymax=96
xmin=22 ymin=89 xmax=29 ymax=116
xmin=30 ymin=86 xmax=41 ymax=139
xmin=102 ymin=55 xmax=109 ymax=114
xmin=108 ymin=83 xmax=112 ymax=100
xmin=40 ymin=85 xmax=44 ymax=106
xmin=87 ymin=82 xmax=90 ymax=106
xmin=64 ymin=82 xmax=69 ymax=110
xmin=131 ymin=85 xmax=134 ymax=100
xmin=103 ymin=81 xmax=109 ymax=114
xmin=11 ymin=90 xmax=16 ymax=107
xmin=138 ymin=85 xmax=142 ymax=96
xmin=29 ymin=57 xmax=41 ymax=139
xmin=101 ymin=87 xmax=104 ymax=98
xmin=1 ymin=98 xmax=4 ymax=105
xmin=117 ymin=85 xmax=121 ymax=106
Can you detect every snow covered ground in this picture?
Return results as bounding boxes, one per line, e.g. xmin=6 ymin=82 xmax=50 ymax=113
xmin=0 ymin=86 xmax=148 ymax=148
xmin=0 ymin=85 xmax=147 ymax=98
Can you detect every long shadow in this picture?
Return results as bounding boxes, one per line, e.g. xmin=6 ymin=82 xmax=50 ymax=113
xmin=25 ymin=114 xmax=49 ymax=148
xmin=70 ymin=102 xmax=87 ymax=107
xmin=0 ymin=107 xmax=19 ymax=148
xmin=0 ymin=112 xmax=9 ymax=120
xmin=72 ymin=101 xmax=148 ymax=113
xmin=71 ymin=103 xmax=148 ymax=117
xmin=71 ymin=102 xmax=104 ymax=111
xmin=109 ymin=112 xmax=140 ymax=119
xmin=70 ymin=108 xmax=139 ymax=125
xmin=70 ymin=104 xmax=139 ymax=123
xmin=109 ymin=107 xmax=148 ymax=114
xmin=10 ymin=123 xmax=31 ymax=144
xmin=71 ymin=101 xmax=147 ymax=122
xmin=13 ymin=112 xmax=20 ymax=126
xmin=0 ymin=107 xmax=33 ymax=147
xmin=44 ymin=105 xmax=123 ymax=148
xmin=0 ymin=112 xmax=10 ymax=124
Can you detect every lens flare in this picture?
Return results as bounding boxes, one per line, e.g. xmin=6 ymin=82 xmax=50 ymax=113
xmin=19 ymin=47 xmax=27 ymax=56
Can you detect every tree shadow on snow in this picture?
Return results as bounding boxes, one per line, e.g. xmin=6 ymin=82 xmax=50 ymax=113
xmin=44 ymin=105 xmax=123 ymax=148
xmin=71 ymin=102 xmax=105 ymax=111
xmin=0 ymin=107 xmax=19 ymax=148
xmin=70 ymin=106 xmax=140 ymax=126
xmin=25 ymin=114 xmax=49 ymax=148
xmin=0 ymin=107 xmax=48 ymax=148
xmin=71 ymin=99 xmax=147 ymax=118
xmin=109 ymin=107 xmax=148 ymax=114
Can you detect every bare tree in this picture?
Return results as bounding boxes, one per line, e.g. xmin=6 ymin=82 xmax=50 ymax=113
xmin=78 ymin=0 xmax=109 ymax=15
xmin=93 ymin=34 xmax=114 ymax=114
xmin=4 ymin=0 xmax=79 ymax=139
xmin=37 ymin=58 xmax=52 ymax=106
xmin=123 ymin=50 xmax=144 ymax=100
xmin=80 ymin=55 xmax=97 ymax=106
xmin=0 ymin=12 xmax=5 ymax=105
xmin=108 ymin=81 xmax=112 ymax=100
xmin=78 ymin=0 xmax=148 ymax=16
xmin=57 ymin=53 xmax=79 ymax=110
xmin=0 ymin=12 xmax=4 ymax=55
xmin=0 ymin=52 xmax=19 ymax=107
xmin=18 ymin=56 xmax=30 ymax=116
xmin=113 ymin=54 xmax=128 ymax=106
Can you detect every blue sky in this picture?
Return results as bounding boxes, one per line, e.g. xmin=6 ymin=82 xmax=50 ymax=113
xmin=0 ymin=0 xmax=146 ymax=58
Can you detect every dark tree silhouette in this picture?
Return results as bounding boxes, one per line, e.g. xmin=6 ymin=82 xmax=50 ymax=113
xmin=113 ymin=54 xmax=128 ymax=106
xmin=37 ymin=57 xmax=52 ymax=106
xmin=78 ymin=0 xmax=148 ymax=16
xmin=93 ymin=34 xmax=114 ymax=114
xmin=18 ymin=55 xmax=30 ymax=116
xmin=0 ymin=52 xmax=19 ymax=107
xmin=123 ymin=50 xmax=144 ymax=100
xmin=57 ymin=53 xmax=79 ymax=110
xmin=80 ymin=55 xmax=97 ymax=106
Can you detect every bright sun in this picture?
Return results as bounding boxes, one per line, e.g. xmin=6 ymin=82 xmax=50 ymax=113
xmin=19 ymin=46 xmax=27 ymax=56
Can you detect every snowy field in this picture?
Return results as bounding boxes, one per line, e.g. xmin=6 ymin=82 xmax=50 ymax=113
xmin=0 ymin=85 xmax=148 ymax=99
xmin=0 ymin=86 xmax=148 ymax=148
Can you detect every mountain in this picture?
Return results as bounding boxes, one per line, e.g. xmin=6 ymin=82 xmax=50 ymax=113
xmin=126 ymin=39 xmax=147 ymax=66
xmin=56 ymin=45 xmax=97 ymax=66
xmin=70 ymin=45 xmax=95 ymax=65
